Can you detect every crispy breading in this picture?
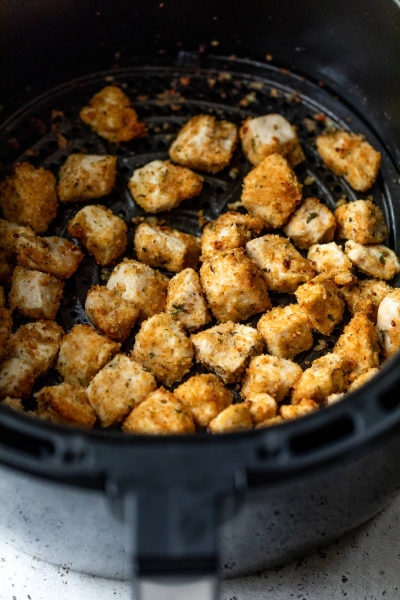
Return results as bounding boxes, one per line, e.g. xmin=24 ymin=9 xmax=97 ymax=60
xmin=339 ymin=279 xmax=391 ymax=323
xmin=128 ymin=160 xmax=203 ymax=213
xmin=308 ymin=242 xmax=356 ymax=286
xmin=0 ymin=163 xmax=58 ymax=233
xmin=9 ymin=266 xmax=64 ymax=320
xmin=165 ymin=268 xmax=211 ymax=331
xmin=325 ymin=393 xmax=346 ymax=405
xmin=377 ymin=289 xmax=400 ymax=358
xmin=208 ymin=403 xmax=253 ymax=434
xmin=8 ymin=320 xmax=64 ymax=377
xmin=58 ymin=154 xmax=116 ymax=202
xmin=174 ymin=373 xmax=233 ymax=428
xmin=0 ymin=308 xmax=12 ymax=362
xmin=68 ymin=205 xmax=127 ymax=266
xmin=348 ymin=367 xmax=379 ymax=393
xmin=295 ymin=276 xmax=345 ymax=335
xmin=245 ymin=392 xmax=278 ymax=424
xmin=0 ymin=358 xmax=36 ymax=399
xmin=292 ymin=353 xmax=348 ymax=404
xmin=255 ymin=415 xmax=284 ymax=429
xmin=15 ymin=234 xmax=83 ymax=279
xmin=344 ymin=240 xmax=400 ymax=280
xmin=34 ymin=383 xmax=97 ymax=428
xmin=257 ymin=305 xmax=313 ymax=360
xmin=283 ymin=197 xmax=336 ymax=249
xmin=85 ymin=285 xmax=139 ymax=341
xmin=280 ymin=398 xmax=319 ymax=420
xmin=334 ymin=313 xmax=379 ymax=379
xmin=1 ymin=396 xmax=26 ymax=412
xmin=0 ymin=219 xmax=34 ymax=253
xmin=201 ymin=211 xmax=264 ymax=259
xmin=169 ymin=115 xmax=238 ymax=174
xmin=242 ymin=354 xmax=302 ymax=402
xmin=335 ymin=199 xmax=387 ymax=244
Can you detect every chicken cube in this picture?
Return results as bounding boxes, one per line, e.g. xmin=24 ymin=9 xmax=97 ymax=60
xmin=56 ymin=324 xmax=120 ymax=387
xmin=0 ymin=250 xmax=14 ymax=283
xmin=245 ymin=393 xmax=278 ymax=425
xmin=242 ymin=354 xmax=303 ymax=402
xmin=257 ymin=305 xmax=313 ymax=359
xmin=0 ymin=219 xmax=34 ymax=253
xmin=0 ymin=163 xmax=58 ymax=233
xmin=377 ymin=289 xmax=400 ymax=358
xmin=348 ymin=367 xmax=379 ymax=393
xmin=9 ymin=266 xmax=64 ymax=320
xmin=86 ymin=354 xmax=157 ymax=427
xmin=169 ymin=114 xmax=238 ymax=174
xmin=200 ymin=248 xmax=271 ymax=322
xmin=107 ymin=259 xmax=168 ymax=322
xmin=344 ymin=240 xmax=400 ymax=280
xmin=174 ymin=373 xmax=233 ymax=428
xmin=335 ymin=199 xmax=387 ymax=244
xmin=132 ymin=313 xmax=193 ymax=387
xmin=58 ymin=154 xmax=117 ymax=202
xmin=241 ymin=153 xmax=303 ymax=228
xmin=282 ymin=197 xmax=336 ymax=249
xmin=316 ymin=130 xmax=381 ymax=192
xmin=128 ymin=160 xmax=203 ymax=213
xmin=280 ymin=398 xmax=319 ymax=420
xmin=308 ymin=242 xmax=356 ymax=286
xmin=239 ymin=114 xmax=305 ymax=167
xmin=295 ymin=276 xmax=345 ymax=335
xmin=292 ymin=353 xmax=349 ymax=404
xmin=339 ymin=279 xmax=391 ymax=323
xmin=122 ymin=387 xmax=195 ymax=435
xmin=15 ymin=234 xmax=84 ymax=279
xmin=85 ymin=285 xmax=139 ymax=342
xmin=165 ymin=268 xmax=211 ymax=331
xmin=0 ymin=308 xmax=12 ymax=362
xmin=34 ymin=383 xmax=97 ymax=428
xmin=0 ymin=358 xmax=36 ymax=400
xmin=201 ymin=211 xmax=264 ymax=259
xmin=8 ymin=320 xmax=64 ymax=377
xmin=80 ymin=85 xmax=146 ymax=143
xmin=191 ymin=321 xmax=263 ymax=384
xmin=334 ymin=313 xmax=379 ymax=379
xmin=68 ymin=205 xmax=127 ymax=266
xmin=246 ymin=235 xmax=315 ymax=293
xmin=208 ymin=403 xmax=253 ymax=434
xmin=134 ymin=222 xmax=200 ymax=272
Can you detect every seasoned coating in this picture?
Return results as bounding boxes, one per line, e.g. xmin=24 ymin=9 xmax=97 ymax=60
xmin=242 ymin=354 xmax=302 ymax=402
xmin=107 ymin=259 xmax=168 ymax=322
xmin=128 ymin=160 xmax=203 ymax=213
xmin=335 ymin=199 xmax=387 ymax=244
xmin=132 ymin=313 xmax=193 ymax=387
xmin=334 ymin=313 xmax=379 ymax=379
xmin=34 ymin=383 xmax=97 ymax=428
xmin=295 ymin=276 xmax=345 ymax=335
xmin=68 ymin=205 xmax=127 ymax=266
xmin=257 ymin=305 xmax=313 ymax=360
xmin=316 ymin=130 xmax=381 ymax=192
xmin=308 ymin=242 xmax=356 ymax=286
xmin=209 ymin=403 xmax=253 ymax=434
xmin=241 ymin=153 xmax=302 ymax=228
xmin=80 ymin=86 xmax=146 ymax=143
xmin=255 ymin=415 xmax=284 ymax=429
xmin=240 ymin=114 xmax=305 ymax=167
xmin=87 ymin=354 xmax=157 ymax=427
xmin=8 ymin=320 xmax=64 ymax=377
xmin=0 ymin=308 xmax=12 ymax=362
xmin=165 ymin=268 xmax=211 ymax=331
xmin=191 ymin=321 xmax=263 ymax=384
xmin=134 ymin=222 xmax=201 ymax=272
xmin=9 ymin=266 xmax=64 ymax=320
xmin=122 ymin=387 xmax=195 ymax=435
xmin=169 ymin=115 xmax=238 ymax=174
xmin=0 ymin=358 xmax=36 ymax=400
xmin=0 ymin=163 xmax=58 ymax=233
xmin=174 ymin=373 xmax=233 ymax=428
xmin=377 ymin=289 xmax=400 ymax=358
xmin=246 ymin=235 xmax=315 ymax=293
xmin=283 ymin=197 xmax=336 ymax=249
xmin=280 ymin=399 xmax=319 ymax=420
xmin=0 ymin=287 xmax=5 ymax=308
xmin=292 ymin=353 xmax=348 ymax=405
xmin=325 ymin=392 xmax=346 ymax=406
xmin=339 ymin=279 xmax=391 ymax=323
xmin=0 ymin=219 xmax=34 ymax=253
xmin=245 ymin=393 xmax=278 ymax=425
xmin=201 ymin=211 xmax=264 ymax=259
xmin=15 ymin=234 xmax=83 ymax=279
xmin=200 ymin=248 xmax=271 ymax=323
xmin=0 ymin=250 xmax=14 ymax=284
xmin=56 ymin=324 xmax=120 ymax=387
xmin=85 ymin=285 xmax=139 ymax=342
xmin=58 ymin=154 xmax=116 ymax=203
xmin=348 ymin=367 xmax=379 ymax=393
xmin=1 ymin=397 xmax=26 ymax=412
xmin=344 ymin=240 xmax=400 ymax=280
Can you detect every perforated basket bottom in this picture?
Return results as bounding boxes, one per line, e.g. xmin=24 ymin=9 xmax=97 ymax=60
xmin=1 ymin=54 xmax=399 ymax=413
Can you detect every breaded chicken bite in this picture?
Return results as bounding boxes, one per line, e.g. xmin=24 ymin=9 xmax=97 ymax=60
xmin=348 ymin=367 xmax=379 ymax=393
xmin=246 ymin=235 xmax=315 ymax=293
xmin=240 ymin=114 xmax=305 ymax=167
xmin=344 ymin=240 xmax=400 ymax=280
xmin=0 ymin=219 xmax=34 ymax=253
xmin=174 ymin=373 xmax=233 ymax=428
xmin=0 ymin=308 xmax=12 ymax=362
xmin=191 ymin=321 xmax=263 ymax=384
xmin=107 ymin=259 xmax=168 ymax=322
xmin=86 ymin=354 xmax=157 ymax=427
xmin=56 ymin=324 xmax=120 ymax=387
xmin=334 ymin=313 xmax=379 ymax=379
xmin=80 ymin=86 xmax=146 ymax=143
xmin=15 ymin=234 xmax=83 ymax=279
xmin=165 ymin=268 xmax=211 ymax=331
xmin=169 ymin=115 xmax=238 ymax=174
xmin=257 ymin=305 xmax=313 ymax=359
xmin=0 ymin=358 xmax=36 ymax=400
xmin=377 ymin=289 xmax=400 ymax=358
xmin=245 ymin=393 xmax=278 ymax=424
xmin=58 ymin=154 xmax=116 ymax=203
xmin=316 ymin=130 xmax=381 ymax=192
xmin=68 ymin=205 xmax=127 ymax=266
xmin=242 ymin=354 xmax=302 ymax=402
xmin=335 ymin=199 xmax=387 ymax=244
xmin=200 ymin=248 xmax=271 ymax=322
xmin=280 ymin=398 xmax=319 ymax=420
xmin=208 ymin=403 xmax=253 ymax=434
xmin=8 ymin=320 xmax=64 ymax=377
xmin=9 ymin=266 xmax=64 ymax=320
xmin=128 ymin=160 xmax=203 ymax=213
xmin=308 ymin=242 xmax=356 ymax=286
xmin=283 ymin=198 xmax=336 ymax=249
xmin=241 ymin=153 xmax=302 ymax=228
xmin=134 ymin=222 xmax=200 ymax=272
xmin=0 ymin=163 xmax=58 ymax=233
xmin=201 ymin=211 xmax=264 ymax=259
xmin=132 ymin=313 xmax=193 ymax=387
xmin=85 ymin=285 xmax=139 ymax=342
xmin=292 ymin=353 xmax=348 ymax=404
xmin=339 ymin=279 xmax=391 ymax=323
xmin=34 ymin=383 xmax=97 ymax=428
xmin=295 ymin=276 xmax=345 ymax=335
xmin=122 ymin=387 xmax=195 ymax=435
